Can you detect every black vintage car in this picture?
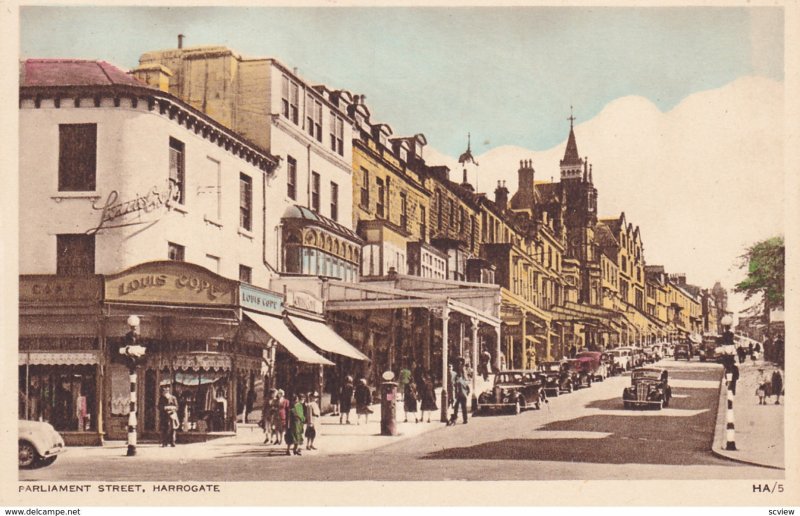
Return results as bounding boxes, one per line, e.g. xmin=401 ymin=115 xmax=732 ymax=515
xmin=477 ymin=370 xmax=544 ymax=414
xmin=565 ymin=358 xmax=593 ymax=389
xmin=674 ymin=342 xmax=691 ymax=360
xmin=537 ymin=361 xmax=571 ymax=396
xmin=622 ymin=368 xmax=672 ymax=409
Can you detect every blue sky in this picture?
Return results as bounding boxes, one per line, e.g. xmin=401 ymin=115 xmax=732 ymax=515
xmin=20 ymin=6 xmax=783 ymax=157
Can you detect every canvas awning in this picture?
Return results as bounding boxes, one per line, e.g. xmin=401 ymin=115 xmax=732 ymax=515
xmin=288 ymin=315 xmax=370 ymax=361
xmin=245 ymin=312 xmax=333 ymax=365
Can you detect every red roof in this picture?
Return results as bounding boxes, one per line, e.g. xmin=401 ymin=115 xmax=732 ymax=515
xmin=20 ymin=59 xmax=149 ymax=88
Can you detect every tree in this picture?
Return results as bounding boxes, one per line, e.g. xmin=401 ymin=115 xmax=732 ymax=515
xmin=734 ymin=236 xmax=784 ymax=335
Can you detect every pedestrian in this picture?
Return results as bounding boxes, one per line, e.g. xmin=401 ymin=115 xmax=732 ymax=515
xmin=399 ymin=362 xmax=412 ymax=402
xmin=354 ymin=378 xmax=373 ymax=425
xmin=261 ymin=388 xmax=277 ymax=444
xmin=328 ymin=369 xmax=340 ymax=416
xmin=272 ymin=389 xmax=289 ymax=444
xmin=479 ymin=350 xmax=492 ymax=381
xmin=305 ymin=391 xmax=320 ymax=450
xmin=756 ymin=369 xmax=769 ymax=405
xmin=771 ymin=369 xmax=783 ymax=405
xmin=446 ymin=364 xmax=455 ymax=407
xmin=286 ymin=393 xmax=305 ymax=456
xmin=404 ymin=380 xmax=419 ymax=423
xmin=413 ymin=362 xmax=426 ymax=388
xmin=774 ymin=336 xmax=785 ymax=368
xmin=748 ymin=342 xmax=754 ymax=360
xmin=419 ymin=373 xmax=438 ymax=423
xmin=753 ymin=342 xmax=762 ymax=362
xmin=339 ymin=376 xmax=354 ymax=425
xmin=158 ymin=385 xmax=179 ymax=447
xmin=736 ymin=345 xmax=747 ymax=364
xmin=448 ymin=370 xmax=470 ymax=426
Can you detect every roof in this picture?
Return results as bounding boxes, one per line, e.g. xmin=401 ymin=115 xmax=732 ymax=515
xmin=533 ymin=182 xmax=562 ymax=204
xmin=281 ymin=205 xmax=362 ymax=243
xmin=20 ymin=59 xmax=149 ymax=88
xmin=561 ymin=126 xmax=582 ymax=167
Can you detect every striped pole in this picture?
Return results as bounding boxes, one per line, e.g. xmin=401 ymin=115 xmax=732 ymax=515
xmin=725 ymin=371 xmax=736 ymax=451
xmin=127 ymin=369 xmax=138 ymax=456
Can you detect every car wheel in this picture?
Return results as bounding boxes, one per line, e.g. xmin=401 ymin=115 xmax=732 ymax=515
xmin=515 ymin=398 xmax=523 ymax=415
xmin=19 ymin=441 xmax=38 ymax=469
xmin=39 ymin=456 xmax=57 ymax=467
xmin=623 ymin=401 xmax=631 ymax=409
xmin=587 ymin=377 xmax=593 ymax=388
xmin=551 ymin=389 xmax=559 ymax=398
xmin=567 ymin=381 xmax=574 ymax=393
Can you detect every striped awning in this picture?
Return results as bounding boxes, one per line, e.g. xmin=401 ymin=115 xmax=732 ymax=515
xmin=19 ymin=351 xmax=99 ymax=366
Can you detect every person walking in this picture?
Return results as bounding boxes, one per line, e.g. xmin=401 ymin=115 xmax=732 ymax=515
xmin=775 ymin=336 xmax=785 ymax=368
xmin=354 ymin=378 xmax=372 ymax=425
xmin=756 ymin=368 xmax=769 ymax=405
xmin=399 ymin=362 xmax=412 ymax=402
xmin=448 ymin=371 xmax=470 ymax=426
xmin=305 ymin=391 xmax=320 ymax=450
xmin=261 ymin=388 xmax=277 ymax=444
xmin=272 ymin=389 xmax=289 ymax=445
xmin=158 ymin=385 xmax=179 ymax=447
xmin=771 ymin=369 xmax=783 ymax=405
xmin=404 ymin=380 xmax=419 ymax=423
xmin=339 ymin=376 xmax=354 ymax=425
xmin=419 ymin=373 xmax=438 ymax=423
xmin=286 ymin=393 xmax=305 ymax=456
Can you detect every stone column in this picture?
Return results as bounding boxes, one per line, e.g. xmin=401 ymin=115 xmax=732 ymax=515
xmin=440 ymin=307 xmax=450 ymax=423
xmin=494 ymin=324 xmax=502 ymax=371
xmin=470 ymin=317 xmax=479 ymax=403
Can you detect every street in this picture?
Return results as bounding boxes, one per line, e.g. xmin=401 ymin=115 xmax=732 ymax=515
xmin=19 ymin=360 xmax=782 ymax=481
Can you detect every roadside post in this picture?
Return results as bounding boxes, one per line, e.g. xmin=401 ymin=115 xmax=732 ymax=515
xmin=380 ymin=371 xmax=398 ymax=436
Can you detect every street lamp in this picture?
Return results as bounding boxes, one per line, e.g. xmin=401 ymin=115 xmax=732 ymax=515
xmin=119 ymin=315 xmax=146 ymax=457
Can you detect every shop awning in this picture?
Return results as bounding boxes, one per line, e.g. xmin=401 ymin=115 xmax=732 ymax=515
xmin=244 ymin=312 xmax=333 ymax=366
xmin=19 ymin=351 xmax=99 ymax=366
xmin=288 ymin=316 xmax=370 ymax=361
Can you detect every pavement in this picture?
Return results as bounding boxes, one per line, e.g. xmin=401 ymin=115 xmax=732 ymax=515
xmin=712 ymin=357 xmax=784 ymax=469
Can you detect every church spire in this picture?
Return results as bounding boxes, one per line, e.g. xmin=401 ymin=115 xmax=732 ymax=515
xmin=458 ymin=132 xmax=478 ymax=192
xmin=560 ymin=106 xmax=584 ymax=180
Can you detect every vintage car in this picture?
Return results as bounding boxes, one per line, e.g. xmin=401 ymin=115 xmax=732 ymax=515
xmin=650 ymin=344 xmax=664 ymax=361
xmin=674 ymin=342 xmax=692 ymax=360
xmin=477 ymin=370 xmax=544 ymax=414
xmin=19 ymin=419 xmax=66 ymax=468
xmin=699 ymin=333 xmax=721 ymax=362
xmin=564 ymin=358 xmax=593 ymax=389
xmin=576 ymin=351 xmax=609 ymax=381
xmin=608 ymin=348 xmax=632 ymax=374
xmin=622 ymin=368 xmax=672 ymax=409
xmin=536 ymin=362 xmax=573 ymax=395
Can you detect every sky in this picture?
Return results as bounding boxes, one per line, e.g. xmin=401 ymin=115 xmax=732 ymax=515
xmin=17 ymin=6 xmax=787 ymax=319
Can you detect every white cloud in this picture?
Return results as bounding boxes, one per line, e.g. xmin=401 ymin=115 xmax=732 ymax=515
xmin=428 ymin=76 xmax=784 ymax=317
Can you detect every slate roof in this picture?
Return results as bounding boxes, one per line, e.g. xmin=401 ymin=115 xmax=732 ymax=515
xmin=20 ymin=59 xmax=149 ymax=88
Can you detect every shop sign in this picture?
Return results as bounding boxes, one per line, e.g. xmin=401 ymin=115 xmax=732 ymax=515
xmin=20 ymin=275 xmax=102 ymax=304
xmin=105 ymin=262 xmax=236 ymax=305
xmin=286 ymin=290 xmax=323 ymax=314
xmin=239 ymin=284 xmax=283 ymax=315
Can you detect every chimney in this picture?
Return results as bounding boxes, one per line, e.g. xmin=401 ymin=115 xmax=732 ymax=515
xmin=494 ymin=180 xmax=509 ymax=210
xmin=131 ymin=63 xmax=173 ymax=93
xmin=516 ymin=158 xmax=535 ymax=208
xmin=178 ymin=34 xmax=185 ymax=49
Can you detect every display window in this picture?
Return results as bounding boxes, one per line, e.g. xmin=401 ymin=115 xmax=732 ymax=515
xmin=18 ymin=365 xmax=97 ymax=432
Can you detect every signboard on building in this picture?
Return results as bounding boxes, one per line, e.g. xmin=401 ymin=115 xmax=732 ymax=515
xmin=239 ymin=283 xmax=283 ymax=315
xmin=20 ymin=275 xmax=102 ymax=304
xmin=104 ymin=261 xmax=237 ymax=306
xmin=286 ymin=290 xmax=323 ymax=314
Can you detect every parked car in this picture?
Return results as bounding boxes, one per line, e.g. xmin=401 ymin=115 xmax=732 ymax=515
xmin=650 ymin=344 xmax=664 ymax=361
xmin=576 ymin=351 xmax=609 ymax=381
xmin=477 ymin=370 xmax=544 ymax=415
xmin=622 ymin=368 xmax=672 ymax=409
xmin=536 ymin=362 xmax=571 ymax=396
xmin=19 ymin=420 xmax=66 ymax=469
xmin=608 ymin=348 xmax=632 ymax=373
xmin=565 ymin=358 xmax=593 ymax=389
xmin=674 ymin=342 xmax=692 ymax=360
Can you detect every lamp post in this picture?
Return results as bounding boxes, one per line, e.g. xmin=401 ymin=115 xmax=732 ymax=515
xmin=119 ymin=315 xmax=146 ymax=457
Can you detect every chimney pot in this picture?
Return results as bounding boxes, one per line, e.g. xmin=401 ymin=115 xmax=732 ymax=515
xmin=178 ymin=34 xmax=185 ymax=49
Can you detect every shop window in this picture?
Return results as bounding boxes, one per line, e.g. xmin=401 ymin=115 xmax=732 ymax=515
xmin=56 ymin=234 xmax=94 ymax=276
xmin=239 ymin=173 xmax=252 ymax=231
xmin=169 ymin=137 xmax=185 ymax=205
xmin=168 ymin=242 xmax=185 ymax=261
xmin=19 ymin=365 xmax=97 ymax=432
xmin=58 ymin=123 xmax=96 ymax=192
xmin=159 ymin=369 xmax=233 ymax=433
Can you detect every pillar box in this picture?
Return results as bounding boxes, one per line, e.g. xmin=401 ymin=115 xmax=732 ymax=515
xmin=380 ymin=371 xmax=398 ymax=436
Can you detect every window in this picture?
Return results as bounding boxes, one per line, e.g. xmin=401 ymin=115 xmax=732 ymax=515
xmin=459 ymin=207 xmax=465 ymax=233
xmin=282 ymin=75 xmax=299 ymax=124
xmin=419 ymin=205 xmax=427 ymax=242
xmin=287 ymin=156 xmax=297 ymax=200
xmin=306 ymin=96 xmax=322 ymax=141
xmin=330 ymin=182 xmax=339 ymax=221
xmin=330 ymin=112 xmax=344 ymax=156
xmin=400 ymin=193 xmax=408 ymax=230
xmin=169 ymin=138 xmax=185 ymax=204
xmin=204 ymin=157 xmax=221 ymax=221
xmin=311 ymin=172 xmax=321 ymax=212
xmin=239 ymin=173 xmax=253 ymax=231
xmin=239 ymin=265 xmax=252 ymax=284
xmin=375 ymin=177 xmax=385 ymax=218
xmin=168 ymin=242 xmax=185 ymax=261
xmin=437 ymin=192 xmax=443 ymax=230
xmin=449 ymin=199 xmax=456 ymax=226
xmin=360 ymin=168 xmax=370 ymax=208
xmin=56 ymin=234 xmax=94 ymax=275
xmin=58 ymin=124 xmax=96 ymax=191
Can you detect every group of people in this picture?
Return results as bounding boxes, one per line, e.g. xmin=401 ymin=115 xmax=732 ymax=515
xmin=260 ymin=389 xmax=321 ymax=455
xmin=756 ymin=368 xmax=784 ymax=406
xmin=332 ymin=376 xmax=373 ymax=425
xmin=398 ymin=362 xmax=438 ymax=423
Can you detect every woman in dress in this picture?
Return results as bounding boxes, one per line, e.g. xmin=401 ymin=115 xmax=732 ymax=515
xmin=339 ymin=376 xmax=354 ymax=425
xmin=419 ymin=372 xmax=438 ymax=423
xmin=404 ymin=380 xmax=419 ymax=423
xmin=305 ymin=391 xmax=320 ymax=450
xmin=272 ymin=389 xmax=289 ymax=445
xmin=286 ymin=393 xmax=306 ymax=456
xmin=261 ymin=388 xmax=276 ymax=444
xmin=354 ymin=378 xmax=372 ymax=425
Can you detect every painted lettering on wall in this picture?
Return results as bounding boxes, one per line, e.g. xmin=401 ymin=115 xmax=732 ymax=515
xmin=86 ymin=180 xmax=179 ymax=235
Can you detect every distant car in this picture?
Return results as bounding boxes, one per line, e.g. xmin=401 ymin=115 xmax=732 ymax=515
xmin=674 ymin=342 xmax=691 ymax=361
xmin=699 ymin=333 xmax=721 ymax=362
xmin=576 ymin=351 xmax=609 ymax=381
xmin=477 ymin=370 xmax=544 ymax=415
xmin=609 ymin=348 xmax=633 ymax=373
xmin=564 ymin=358 xmax=593 ymax=389
xmin=537 ymin=362 xmax=570 ymax=396
xmin=623 ymin=368 xmax=672 ymax=409
xmin=19 ymin=420 xmax=66 ymax=468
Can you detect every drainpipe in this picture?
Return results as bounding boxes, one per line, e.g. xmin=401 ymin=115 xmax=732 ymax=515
xmin=262 ymin=167 xmax=279 ymax=275
xmin=307 ymin=144 xmax=312 ymax=210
